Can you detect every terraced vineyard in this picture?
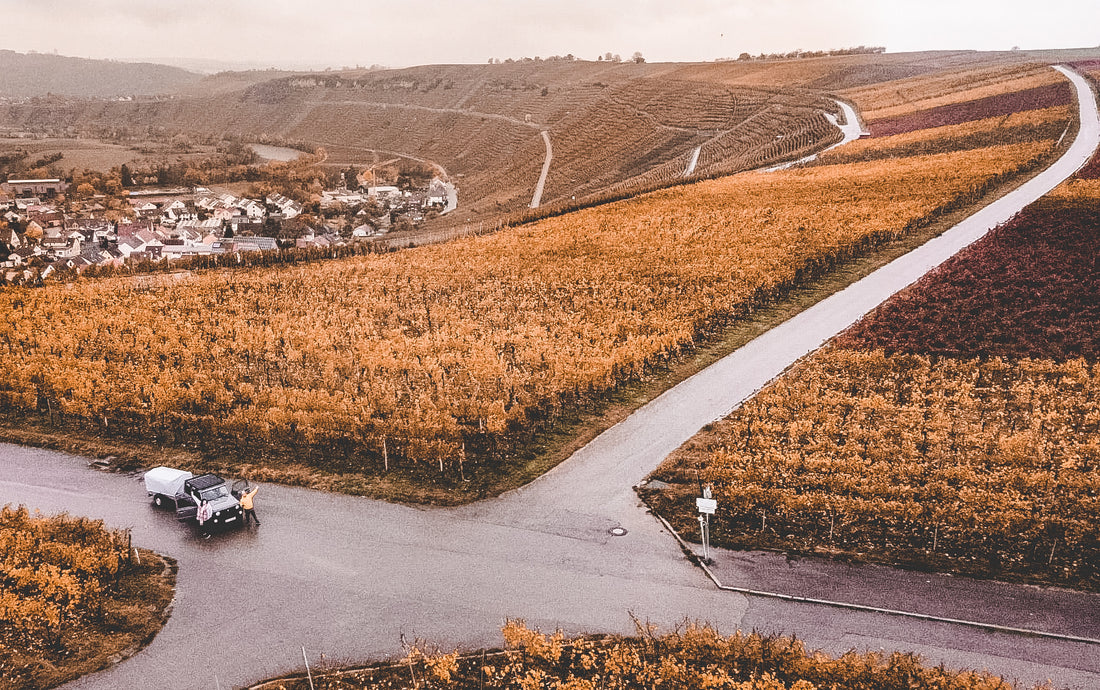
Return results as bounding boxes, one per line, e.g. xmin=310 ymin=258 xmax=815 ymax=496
xmin=646 ymin=66 xmax=1100 ymax=589
xmin=0 ymin=139 xmax=1056 ymax=491
xmin=0 ymin=61 xmax=846 ymax=222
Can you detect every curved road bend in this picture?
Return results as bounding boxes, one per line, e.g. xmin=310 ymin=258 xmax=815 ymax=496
xmin=763 ymin=98 xmax=864 ymax=172
xmin=0 ymin=67 xmax=1092 ymax=690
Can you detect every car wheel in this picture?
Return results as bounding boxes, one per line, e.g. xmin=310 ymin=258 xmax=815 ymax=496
xmin=154 ymin=494 xmax=164 ymax=507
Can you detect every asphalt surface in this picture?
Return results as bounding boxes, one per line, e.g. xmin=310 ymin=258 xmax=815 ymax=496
xmin=4 ymin=444 xmax=1099 ymax=690
xmin=0 ymin=66 xmax=1097 ymax=690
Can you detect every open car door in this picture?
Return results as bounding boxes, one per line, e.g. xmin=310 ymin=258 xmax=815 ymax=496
xmin=231 ymin=479 xmax=251 ymax=498
xmin=175 ymin=494 xmax=197 ymax=522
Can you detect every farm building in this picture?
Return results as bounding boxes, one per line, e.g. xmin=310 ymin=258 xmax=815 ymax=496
xmin=1 ymin=178 xmax=68 ymax=197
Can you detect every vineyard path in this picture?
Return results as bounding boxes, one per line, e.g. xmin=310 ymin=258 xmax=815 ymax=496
xmin=0 ymin=66 xmax=1096 ymax=690
xmin=529 ymin=130 xmax=553 ymax=208
xmin=763 ymin=98 xmax=863 ymax=171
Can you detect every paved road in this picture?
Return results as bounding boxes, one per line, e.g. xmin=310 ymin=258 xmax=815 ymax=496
xmin=763 ymin=97 xmax=864 ymax=171
xmin=1 ymin=66 xmax=1097 ymax=690
xmin=683 ymin=145 xmax=702 ymax=176
xmin=529 ymin=129 xmax=553 ymax=208
xmin=512 ymin=65 xmax=1097 ymax=517
xmin=4 ymin=444 xmax=1098 ymax=690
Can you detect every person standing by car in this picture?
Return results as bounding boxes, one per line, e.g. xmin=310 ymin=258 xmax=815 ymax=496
xmin=239 ymin=485 xmax=260 ymax=526
xmin=197 ymin=499 xmax=213 ymax=539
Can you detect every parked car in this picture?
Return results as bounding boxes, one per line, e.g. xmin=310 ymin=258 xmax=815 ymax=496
xmin=143 ymin=466 xmax=244 ymax=529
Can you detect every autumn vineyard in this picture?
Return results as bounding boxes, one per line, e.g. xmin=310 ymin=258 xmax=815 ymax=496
xmin=1 ymin=46 xmax=1098 ymax=690
xmin=647 ymin=64 xmax=1100 ymax=590
xmin=0 ymin=505 xmax=175 ymax=690
xmin=255 ymin=620 xmax=1044 ymax=690
xmin=0 ymin=141 xmax=1058 ymax=481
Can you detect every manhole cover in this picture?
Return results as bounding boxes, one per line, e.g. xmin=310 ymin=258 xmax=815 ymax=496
xmin=608 ymin=527 xmax=628 ymax=537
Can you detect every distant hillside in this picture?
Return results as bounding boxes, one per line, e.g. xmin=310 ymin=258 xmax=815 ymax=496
xmin=0 ymin=59 xmax=844 ymax=219
xmin=0 ymin=50 xmax=201 ymax=98
xmin=8 ymin=50 xmax=1093 ymax=228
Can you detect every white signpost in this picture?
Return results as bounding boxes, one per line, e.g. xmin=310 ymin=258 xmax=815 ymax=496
xmin=696 ymin=485 xmax=716 ymax=563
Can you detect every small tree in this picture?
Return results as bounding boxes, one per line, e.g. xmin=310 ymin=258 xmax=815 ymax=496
xmin=632 ymin=51 xmax=645 ymax=64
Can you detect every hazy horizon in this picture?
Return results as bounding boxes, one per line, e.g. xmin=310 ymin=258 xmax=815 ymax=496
xmin=5 ymin=0 xmax=1099 ymax=73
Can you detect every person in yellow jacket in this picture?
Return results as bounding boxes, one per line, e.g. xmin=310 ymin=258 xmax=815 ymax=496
xmin=239 ymin=486 xmax=261 ymax=526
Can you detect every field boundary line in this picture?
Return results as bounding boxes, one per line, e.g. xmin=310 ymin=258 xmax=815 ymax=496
xmin=649 ymin=511 xmax=1100 ymax=647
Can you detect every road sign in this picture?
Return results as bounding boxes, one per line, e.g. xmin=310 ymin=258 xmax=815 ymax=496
xmin=696 ymin=497 xmax=717 ymax=514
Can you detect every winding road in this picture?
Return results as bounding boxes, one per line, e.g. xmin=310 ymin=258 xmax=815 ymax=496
xmin=529 ymin=130 xmax=553 ymax=208
xmin=1 ymin=65 xmax=1098 ymax=690
xmin=763 ymin=98 xmax=864 ymax=171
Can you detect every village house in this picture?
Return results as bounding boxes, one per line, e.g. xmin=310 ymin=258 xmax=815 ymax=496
xmin=67 ymin=219 xmax=113 ymax=245
xmin=427 ymin=178 xmax=448 ymax=207
xmin=1 ymin=178 xmax=68 ymax=197
xmin=115 ymin=222 xmax=164 ymax=258
xmin=228 ymin=215 xmax=263 ymax=234
xmin=267 ymin=193 xmax=303 ymax=219
xmin=366 ymin=185 xmax=402 ymax=200
xmin=239 ymin=199 xmax=266 ymax=219
xmin=27 ymin=205 xmax=63 ymax=228
xmin=162 ymin=199 xmax=194 ymax=224
xmin=41 ymin=230 xmax=83 ymax=260
xmin=7 ymin=245 xmax=43 ymax=267
xmin=0 ymin=225 xmax=21 ymax=251
xmin=80 ymin=244 xmax=124 ymax=269
xmin=176 ymin=218 xmax=221 ymax=235
xmin=160 ymin=236 xmax=216 ymax=260
xmin=130 ymin=200 xmax=160 ymax=218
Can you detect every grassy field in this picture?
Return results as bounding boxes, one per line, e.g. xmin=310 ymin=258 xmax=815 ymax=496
xmin=0 ymin=137 xmax=218 ymax=173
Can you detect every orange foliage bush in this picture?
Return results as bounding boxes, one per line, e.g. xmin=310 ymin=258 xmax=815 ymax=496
xmin=263 ymin=620 xmax=1034 ymax=689
xmin=0 ymin=505 xmax=131 ymax=648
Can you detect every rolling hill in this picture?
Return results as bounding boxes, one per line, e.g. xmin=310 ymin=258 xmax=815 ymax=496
xmin=2 ymin=48 xmax=1097 ymax=226
xmin=0 ymin=50 xmax=202 ymax=98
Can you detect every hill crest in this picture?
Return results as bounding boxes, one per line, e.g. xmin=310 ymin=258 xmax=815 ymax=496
xmin=0 ymin=50 xmax=202 ymax=98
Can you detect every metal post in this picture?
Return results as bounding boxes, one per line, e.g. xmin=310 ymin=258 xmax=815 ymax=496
xmin=697 ymin=483 xmax=715 ymax=564
xmin=303 ymin=646 xmax=315 ymax=690
xmin=698 ymin=514 xmax=709 ymax=563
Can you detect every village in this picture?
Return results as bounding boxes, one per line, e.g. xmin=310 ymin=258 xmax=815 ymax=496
xmin=0 ymin=172 xmax=455 ymax=283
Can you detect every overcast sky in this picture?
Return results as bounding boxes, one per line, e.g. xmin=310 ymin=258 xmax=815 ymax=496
xmin=5 ymin=0 xmax=1099 ymax=71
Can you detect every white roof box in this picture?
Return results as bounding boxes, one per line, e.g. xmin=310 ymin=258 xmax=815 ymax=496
xmin=143 ymin=466 xmax=193 ymax=496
